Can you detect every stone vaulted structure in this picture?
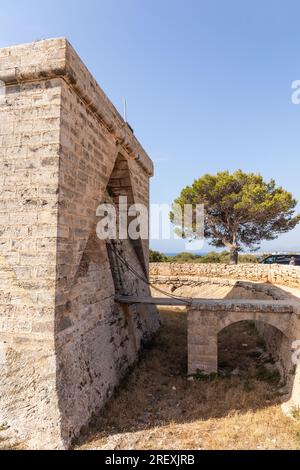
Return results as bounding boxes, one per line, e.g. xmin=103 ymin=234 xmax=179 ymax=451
xmin=0 ymin=38 xmax=160 ymax=449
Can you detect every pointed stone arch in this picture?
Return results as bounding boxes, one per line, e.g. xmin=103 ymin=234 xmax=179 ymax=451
xmin=103 ymin=151 xmax=148 ymax=283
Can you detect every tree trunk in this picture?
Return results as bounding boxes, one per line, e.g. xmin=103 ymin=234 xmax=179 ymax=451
xmin=229 ymin=247 xmax=238 ymax=265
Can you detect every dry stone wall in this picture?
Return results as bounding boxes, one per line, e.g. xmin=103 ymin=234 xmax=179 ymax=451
xmin=0 ymin=38 xmax=160 ymax=449
xmin=150 ymin=263 xmax=300 ymax=288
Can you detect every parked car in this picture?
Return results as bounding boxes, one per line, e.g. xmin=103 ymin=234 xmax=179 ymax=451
xmin=260 ymin=254 xmax=300 ymax=266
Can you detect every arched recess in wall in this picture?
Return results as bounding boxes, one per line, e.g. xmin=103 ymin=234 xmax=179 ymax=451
xmin=103 ymin=152 xmax=148 ymax=286
xmin=217 ymin=320 xmax=293 ymax=385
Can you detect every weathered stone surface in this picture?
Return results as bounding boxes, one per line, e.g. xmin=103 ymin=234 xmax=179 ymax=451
xmin=0 ymin=38 xmax=160 ymax=449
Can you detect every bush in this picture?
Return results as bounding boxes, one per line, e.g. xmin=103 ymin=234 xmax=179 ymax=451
xmin=172 ymin=252 xmax=201 ymax=263
xmin=149 ymin=249 xmax=259 ymax=264
xmin=149 ymin=249 xmax=169 ymax=262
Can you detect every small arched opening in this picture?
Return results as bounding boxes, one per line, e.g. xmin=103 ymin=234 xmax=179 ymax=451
xmin=217 ymin=320 xmax=293 ymax=389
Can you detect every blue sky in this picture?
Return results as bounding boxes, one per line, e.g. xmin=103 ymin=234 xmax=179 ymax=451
xmin=1 ymin=0 xmax=300 ymax=253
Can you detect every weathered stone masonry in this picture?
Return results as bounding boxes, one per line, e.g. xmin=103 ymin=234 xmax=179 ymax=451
xmin=0 ymin=38 xmax=160 ymax=449
xmin=150 ymin=262 xmax=300 ymax=288
xmin=150 ymin=263 xmax=300 ymax=413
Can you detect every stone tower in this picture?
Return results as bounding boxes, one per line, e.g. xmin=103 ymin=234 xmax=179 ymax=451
xmin=0 ymin=38 xmax=160 ymax=449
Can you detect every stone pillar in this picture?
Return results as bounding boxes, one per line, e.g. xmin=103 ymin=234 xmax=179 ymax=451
xmin=187 ymin=307 xmax=218 ymax=375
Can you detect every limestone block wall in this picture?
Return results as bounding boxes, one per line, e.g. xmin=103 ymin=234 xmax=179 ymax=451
xmin=150 ymin=262 xmax=300 ymax=288
xmin=187 ymin=303 xmax=295 ymax=375
xmin=0 ymin=38 xmax=160 ymax=449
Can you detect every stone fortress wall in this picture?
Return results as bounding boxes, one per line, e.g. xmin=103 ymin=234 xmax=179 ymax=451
xmin=0 ymin=38 xmax=160 ymax=449
xmin=150 ymin=262 xmax=300 ymax=413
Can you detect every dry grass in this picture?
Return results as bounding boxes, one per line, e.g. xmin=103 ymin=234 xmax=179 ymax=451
xmin=78 ymin=310 xmax=300 ymax=450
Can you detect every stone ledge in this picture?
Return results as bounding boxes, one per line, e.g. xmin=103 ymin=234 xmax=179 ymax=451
xmin=189 ymin=299 xmax=295 ymax=313
xmin=150 ymin=275 xmax=237 ymax=286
